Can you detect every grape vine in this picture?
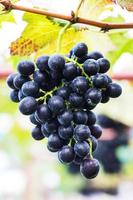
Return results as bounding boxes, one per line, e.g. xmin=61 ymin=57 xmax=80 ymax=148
xmin=1 ymin=0 xmax=133 ymax=31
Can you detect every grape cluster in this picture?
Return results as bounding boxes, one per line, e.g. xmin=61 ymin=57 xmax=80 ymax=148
xmin=7 ymin=43 xmax=122 ymax=179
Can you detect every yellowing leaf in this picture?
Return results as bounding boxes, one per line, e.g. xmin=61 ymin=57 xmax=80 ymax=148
xmin=79 ymin=0 xmax=113 ymax=19
xmin=10 ymin=13 xmax=61 ymax=56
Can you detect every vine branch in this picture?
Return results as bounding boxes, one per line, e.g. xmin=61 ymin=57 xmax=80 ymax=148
xmin=0 ymin=0 xmax=133 ymax=31
xmin=75 ymin=0 xmax=85 ymax=18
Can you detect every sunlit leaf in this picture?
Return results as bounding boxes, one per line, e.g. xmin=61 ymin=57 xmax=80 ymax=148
xmin=107 ymin=31 xmax=133 ymax=64
xmin=10 ymin=13 xmax=61 ymax=56
xmin=79 ymin=0 xmax=113 ymax=19
xmin=0 ymin=12 xmax=15 ymax=27
xmin=116 ymin=0 xmax=133 ymax=12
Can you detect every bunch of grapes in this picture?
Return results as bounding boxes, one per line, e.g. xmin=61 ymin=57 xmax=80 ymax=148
xmin=7 ymin=43 xmax=122 ymax=179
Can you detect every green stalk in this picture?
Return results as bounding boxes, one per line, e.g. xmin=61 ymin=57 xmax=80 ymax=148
xmin=56 ymin=21 xmax=72 ymax=53
xmin=88 ymin=138 xmax=93 ymax=160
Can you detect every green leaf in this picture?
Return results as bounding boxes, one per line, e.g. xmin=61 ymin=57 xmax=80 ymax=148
xmin=103 ymin=15 xmax=125 ymax=23
xmin=107 ymin=32 xmax=133 ymax=64
xmin=0 ymin=12 xmax=15 ymax=27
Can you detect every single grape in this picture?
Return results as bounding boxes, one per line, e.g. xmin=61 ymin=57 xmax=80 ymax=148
xmin=31 ymin=126 xmax=44 ymax=140
xmin=19 ymin=96 xmax=37 ymax=115
xmin=71 ymin=76 xmax=88 ymax=95
xmin=30 ymin=114 xmax=41 ymax=125
xmin=57 ymin=110 xmax=73 ymax=126
xmin=47 ymin=134 xmax=64 ymax=152
xmin=72 ymin=43 xmax=88 ymax=58
xmin=74 ymin=141 xmax=90 ymax=158
xmin=56 ymin=86 xmax=71 ymax=100
xmin=101 ymin=91 xmax=110 ymax=103
xmin=106 ymin=83 xmax=122 ymax=98
xmin=47 ymin=144 xmax=59 ymax=152
xmin=21 ymin=81 xmax=39 ymax=97
xmin=80 ymin=158 xmax=100 ymax=179
xmin=48 ymin=95 xmax=65 ymax=115
xmin=36 ymin=55 xmax=49 ymax=72
xmin=35 ymin=104 xmax=52 ymax=123
xmin=7 ymin=73 xmax=17 ymax=89
xmin=97 ymin=58 xmax=110 ymax=73
xmin=85 ymin=88 xmax=102 ymax=105
xmin=10 ymin=90 xmax=19 ymax=103
xmin=87 ymin=111 xmax=97 ymax=126
xmin=58 ymin=125 xmax=73 ymax=140
xmin=17 ymin=60 xmax=35 ymax=76
xmin=48 ymin=54 xmax=65 ymax=71
xmin=58 ymin=146 xmax=75 ymax=164
xmin=13 ymin=74 xmax=30 ymax=89
xmin=41 ymin=124 xmax=51 ymax=138
xmin=69 ymin=93 xmax=84 ymax=108
xmin=74 ymin=125 xmax=91 ymax=142
xmin=92 ymin=74 xmax=109 ymax=88
xmin=63 ymin=62 xmax=77 ymax=80
xmin=43 ymin=119 xmax=59 ymax=133
xmin=33 ymin=70 xmax=48 ymax=85
xmin=73 ymin=110 xmax=88 ymax=125
xmin=83 ymin=59 xmax=99 ymax=76
xmin=90 ymin=125 xmax=102 ymax=139
xmin=87 ymin=51 xmax=103 ymax=60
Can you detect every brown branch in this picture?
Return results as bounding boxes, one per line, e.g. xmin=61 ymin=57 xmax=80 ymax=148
xmin=0 ymin=0 xmax=133 ymax=30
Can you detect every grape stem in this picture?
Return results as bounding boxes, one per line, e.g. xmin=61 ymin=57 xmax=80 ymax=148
xmin=64 ymin=56 xmax=92 ymax=85
xmin=40 ymin=82 xmax=65 ymax=102
xmin=56 ymin=0 xmax=85 ymax=53
xmin=88 ymin=138 xmax=93 ymax=160
xmin=1 ymin=0 xmax=133 ymax=31
xmin=56 ymin=22 xmax=72 ymax=53
xmin=75 ymin=0 xmax=85 ymax=18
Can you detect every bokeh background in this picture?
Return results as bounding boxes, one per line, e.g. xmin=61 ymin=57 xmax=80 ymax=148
xmin=0 ymin=0 xmax=133 ymax=199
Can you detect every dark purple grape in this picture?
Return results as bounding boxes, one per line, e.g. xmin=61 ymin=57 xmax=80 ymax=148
xmin=80 ymin=158 xmax=100 ymax=179
xmin=19 ymin=97 xmax=37 ymax=115
xmin=74 ymin=125 xmax=91 ymax=142
xmin=31 ymin=125 xmax=44 ymax=140
xmin=17 ymin=60 xmax=35 ymax=76
xmin=58 ymin=146 xmax=75 ymax=164
xmin=73 ymin=43 xmax=88 ymax=58
xmin=83 ymin=59 xmax=99 ymax=76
